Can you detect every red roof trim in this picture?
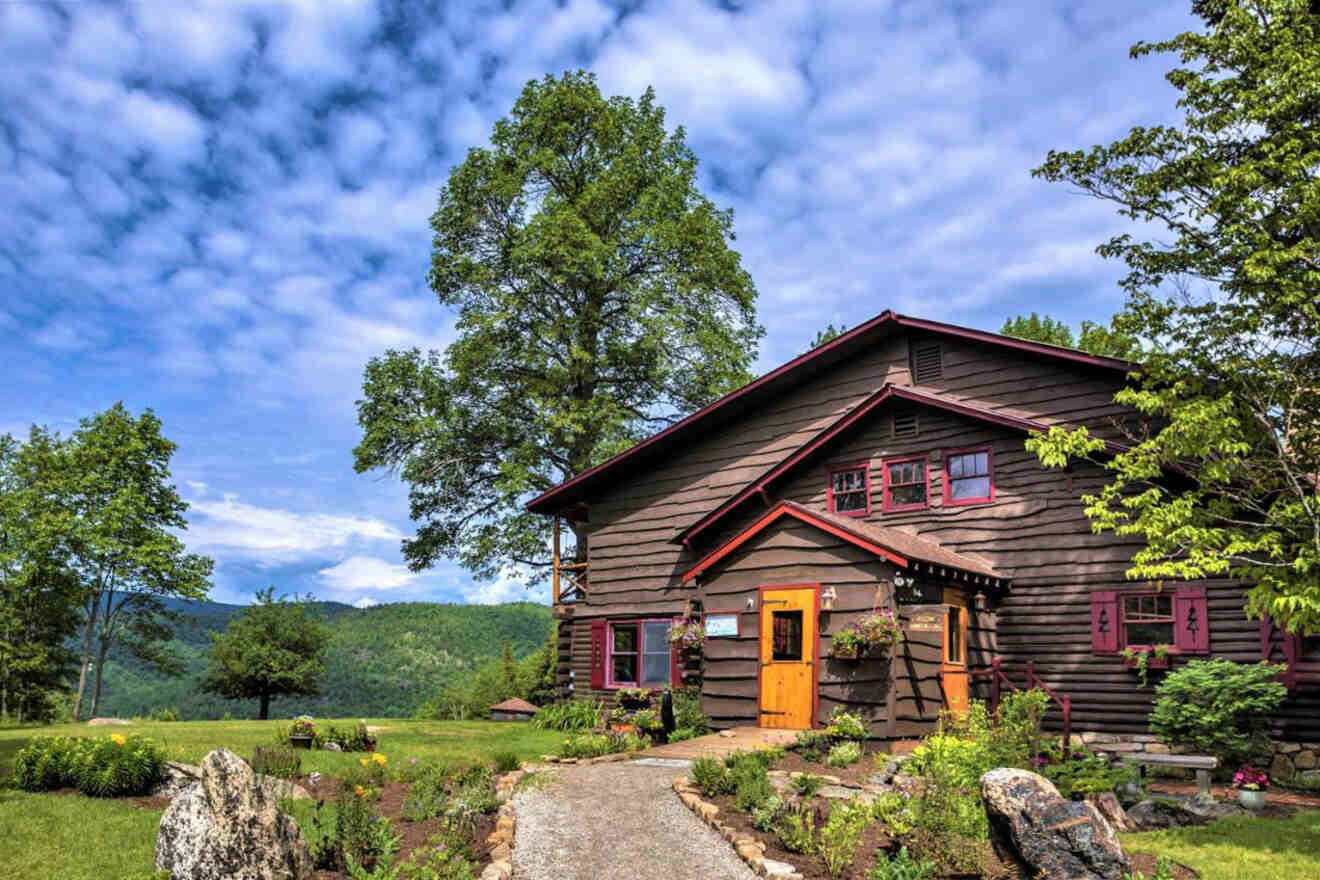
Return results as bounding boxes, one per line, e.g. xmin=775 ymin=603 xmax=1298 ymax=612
xmin=526 ymin=310 xmax=1136 ymax=514
xmin=680 ymin=501 xmax=908 ymax=583
xmin=674 ymin=385 xmax=1127 ymax=546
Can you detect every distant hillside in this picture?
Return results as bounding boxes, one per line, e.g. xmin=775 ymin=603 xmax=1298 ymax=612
xmin=91 ymin=598 xmax=553 ymax=720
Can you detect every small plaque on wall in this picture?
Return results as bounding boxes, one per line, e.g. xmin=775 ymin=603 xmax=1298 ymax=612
xmin=908 ymin=611 xmax=942 ymax=633
xmin=704 ymin=613 xmax=740 ymax=637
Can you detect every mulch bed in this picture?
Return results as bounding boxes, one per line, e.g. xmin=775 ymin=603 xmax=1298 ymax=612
xmin=771 ymin=749 xmax=884 ymax=788
xmin=1128 ymin=853 xmax=1199 ymax=879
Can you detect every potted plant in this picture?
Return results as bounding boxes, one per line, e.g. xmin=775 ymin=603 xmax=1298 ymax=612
xmin=288 ymin=716 xmax=316 ymax=749
xmin=1121 ymin=646 xmax=1171 ymax=686
xmin=856 ymin=609 xmax=901 ymax=652
xmin=617 ymin=687 xmax=654 ymax=710
xmin=631 ymin=708 xmax=665 ymax=743
xmin=1233 ymin=765 xmax=1269 ymax=809
xmin=607 ymin=705 xmax=635 ymax=733
xmin=667 ymin=619 xmax=706 ymax=654
xmin=831 ymin=626 xmax=863 ymax=660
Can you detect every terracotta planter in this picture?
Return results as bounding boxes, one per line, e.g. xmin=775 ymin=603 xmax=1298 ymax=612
xmin=609 ymin=722 xmax=636 ymax=734
xmin=289 ymin=735 xmax=313 ymax=750
xmin=1238 ymin=789 xmax=1267 ymax=810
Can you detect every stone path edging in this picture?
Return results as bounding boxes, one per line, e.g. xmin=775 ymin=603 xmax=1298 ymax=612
xmin=480 ymin=768 xmax=531 ymax=880
xmin=671 ymin=776 xmax=803 ymax=880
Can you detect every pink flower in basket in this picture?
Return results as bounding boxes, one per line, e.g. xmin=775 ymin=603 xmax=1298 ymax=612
xmin=667 ymin=619 xmax=706 ymax=650
xmin=1232 ymin=765 xmax=1269 ymax=791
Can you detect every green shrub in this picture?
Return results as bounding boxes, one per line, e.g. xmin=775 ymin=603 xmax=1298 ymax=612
xmin=751 ymin=795 xmax=783 ymax=831
xmin=402 ymin=763 xmax=460 ymax=822
xmin=730 ymin=756 xmax=774 ymax=812
xmin=529 ymin=699 xmax=606 ymax=731
xmin=282 ymin=798 xmax=341 ymax=869
xmin=12 ymin=736 xmax=85 ymax=791
xmin=908 ymin=734 xmax=991 ymax=790
xmin=790 ymin=773 xmax=825 ymax=797
xmin=774 ymin=802 xmax=820 ymax=854
xmin=825 ymin=708 xmax=868 ymax=741
xmin=337 ymin=790 xmax=395 ymax=870
xmin=867 ymin=846 xmax=935 ymax=880
xmin=1039 ymin=751 xmax=1135 ymax=800
xmin=871 ymin=791 xmax=915 ymax=836
xmin=490 ymin=751 xmax=520 ymax=774
xmin=992 ymin=688 xmax=1052 ymax=766
xmin=672 ymin=687 xmax=711 ymax=736
xmin=692 ymin=756 xmax=735 ymax=797
xmin=827 ymin=741 xmax=863 ymax=767
xmin=1150 ymin=659 xmax=1287 ymax=765
xmin=819 ymin=800 xmax=869 ymax=878
xmin=251 ymin=746 xmax=302 ymax=780
xmin=326 ymin=722 xmax=378 ymax=752
xmin=148 ymin=707 xmax=181 ymax=722
xmin=73 ymin=735 xmax=167 ymax=797
xmin=393 ymin=835 xmax=478 ymax=880
xmin=631 ymin=709 xmax=663 ymax=733
xmin=793 ymin=730 xmax=831 ymax=762
xmin=668 ymin=726 xmax=700 ymax=742
xmin=557 ymin=731 xmax=646 ymax=758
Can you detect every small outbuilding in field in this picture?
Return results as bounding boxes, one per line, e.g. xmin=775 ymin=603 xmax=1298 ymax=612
xmin=489 ymin=697 xmax=539 ymax=722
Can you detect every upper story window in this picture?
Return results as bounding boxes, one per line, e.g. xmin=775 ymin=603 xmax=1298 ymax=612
xmin=945 ymin=448 xmax=993 ymax=505
xmin=827 ymin=464 xmax=870 ymax=516
xmin=882 ymin=456 xmax=928 ymax=512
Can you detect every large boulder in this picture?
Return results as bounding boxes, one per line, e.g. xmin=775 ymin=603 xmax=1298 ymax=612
xmin=1127 ymin=796 xmax=1248 ymax=830
xmin=981 ymin=768 xmax=1131 ymax=880
xmin=155 ymin=748 xmax=313 ymax=880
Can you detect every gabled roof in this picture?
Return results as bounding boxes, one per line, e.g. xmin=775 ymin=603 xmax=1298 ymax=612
xmin=490 ymin=697 xmax=539 ymax=713
xmin=680 ymin=499 xmax=1005 ymax=586
xmin=673 ymin=384 xmax=1108 ymax=546
xmin=525 ymin=310 xmax=1135 ymax=516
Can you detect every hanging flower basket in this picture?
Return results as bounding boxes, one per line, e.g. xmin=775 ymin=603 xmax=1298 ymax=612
xmin=832 ymin=643 xmax=861 ymax=661
xmin=667 ymin=619 xmax=706 ymax=653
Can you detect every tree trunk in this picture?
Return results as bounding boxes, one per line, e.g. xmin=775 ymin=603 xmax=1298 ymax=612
xmin=72 ymin=597 xmax=100 ymax=721
xmin=90 ymin=638 xmax=110 ymax=718
xmin=259 ymin=692 xmax=270 ymax=720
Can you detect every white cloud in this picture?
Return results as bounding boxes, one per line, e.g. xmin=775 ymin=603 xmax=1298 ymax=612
xmin=319 ymin=555 xmax=419 ymax=591
xmin=187 ymin=494 xmax=402 ymax=564
xmin=352 ymin=596 xmax=379 ymax=609
xmin=468 ymin=567 xmax=549 ymax=605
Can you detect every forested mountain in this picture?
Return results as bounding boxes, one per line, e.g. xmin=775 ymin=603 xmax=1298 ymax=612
xmin=91 ymin=598 xmax=553 ymax=720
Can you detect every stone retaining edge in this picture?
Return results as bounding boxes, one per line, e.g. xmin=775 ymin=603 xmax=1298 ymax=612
xmin=479 ymin=769 xmax=528 ymax=880
xmin=670 ymin=776 xmax=803 ymax=880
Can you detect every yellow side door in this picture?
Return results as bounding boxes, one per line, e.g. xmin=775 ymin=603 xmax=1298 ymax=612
xmin=759 ymin=586 xmax=817 ymax=729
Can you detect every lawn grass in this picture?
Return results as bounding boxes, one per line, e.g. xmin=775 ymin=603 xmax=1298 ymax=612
xmin=0 ymin=718 xmax=564 ymax=880
xmin=1122 ymin=810 xmax=1320 ymax=880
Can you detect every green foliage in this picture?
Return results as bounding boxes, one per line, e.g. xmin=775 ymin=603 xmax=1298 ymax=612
xmin=530 ymin=699 xmax=606 ymax=731
xmin=867 ymin=847 xmax=936 ymax=880
xmin=1001 ymin=313 xmax=1076 ymax=348
xmin=750 ymin=795 xmax=784 ymax=832
xmin=490 ymin=751 xmax=520 ymax=774
xmin=825 ymin=708 xmax=868 ymax=741
xmin=391 ymin=836 xmax=478 ymax=880
xmin=819 ymin=800 xmax=869 ymax=878
xmin=326 ymin=721 xmax=378 ymax=752
xmin=13 ymin=734 xmax=165 ymax=797
xmin=871 ymin=792 xmax=916 ymax=836
xmin=672 ymin=687 xmax=710 ymax=736
xmin=668 ymin=727 xmax=700 ymax=743
xmin=1124 ymin=855 xmax=1176 ymax=880
xmin=1040 ymin=751 xmax=1135 ymax=800
xmin=692 ymin=755 xmax=735 ymax=797
xmin=774 ymin=802 xmax=820 ymax=854
xmin=826 ymin=741 xmax=863 ymax=767
xmin=354 ymin=70 xmax=762 ymax=582
xmin=789 ymin=772 xmax=825 ymax=798
xmin=1000 ymin=313 xmax=1142 ymax=360
xmin=1150 ymin=659 xmax=1287 ymax=765
xmin=993 ymin=688 xmax=1053 ymax=766
xmin=200 ymin=588 xmax=330 ymax=720
xmin=557 ymin=731 xmax=645 ymax=759
xmin=250 ymin=745 xmax=301 ymax=780
xmin=148 ymin=707 xmax=181 ymax=722
xmin=808 ymin=323 xmax=848 ymax=351
xmin=727 ymin=752 xmax=774 ymax=812
xmin=1031 ymin=0 xmax=1320 ymax=635
xmin=908 ymin=734 xmax=991 ymax=791
xmin=792 ymin=731 xmax=831 ymax=763
xmin=908 ymin=731 xmax=990 ymax=874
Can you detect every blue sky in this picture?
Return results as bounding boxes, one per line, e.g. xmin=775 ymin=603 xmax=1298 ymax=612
xmin=1 ymin=0 xmax=1195 ymax=608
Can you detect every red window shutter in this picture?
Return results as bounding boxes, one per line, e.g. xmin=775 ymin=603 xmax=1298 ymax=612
xmin=589 ymin=621 xmax=607 ymax=689
xmin=1090 ymin=591 xmax=1118 ymax=654
xmin=1174 ymin=586 xmax=1210 ymax=653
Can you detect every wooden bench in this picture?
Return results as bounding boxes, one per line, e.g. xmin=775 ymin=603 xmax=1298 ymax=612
xmin=1123 ymin=753 xmax=1219 ymax=796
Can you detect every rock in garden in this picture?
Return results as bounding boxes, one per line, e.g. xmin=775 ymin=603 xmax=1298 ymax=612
xmin=1127 ymin=796 xmax=1247 ymax=830
xmin=324 ymin=741 xmax=342 ymax=751
xmin=155 ymin=748 xmax=312 ymax=880
xmin=151 ymin=762 xmax=202 ymax=800
xmin=981 ymin=768 xmax=1130 ymax=880
xmin=87 ymin=717 xmax=132 ymax=726
xmin=1084 ymin=792 xmax=1135 ymax=833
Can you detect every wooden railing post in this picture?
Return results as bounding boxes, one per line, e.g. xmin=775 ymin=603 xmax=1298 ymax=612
xmin=1025 ymin=660 xmax=1035 ymax=691
xmin=990 ymin=657 xmax=1002 ymax=714
xmin=1062 ymin=695 xmax=1072 ymax=760
xmin=552 ymin=515 xmax=561 ymax=605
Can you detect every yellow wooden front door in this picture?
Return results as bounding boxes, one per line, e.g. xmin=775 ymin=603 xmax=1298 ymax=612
xmin=941 ymin=590 xmax=970 ymax=718
xmin=759 ymin=586 xmax=817 ymax=729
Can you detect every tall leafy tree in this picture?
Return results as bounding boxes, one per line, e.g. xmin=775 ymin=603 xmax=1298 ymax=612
xmin=1029 ymin=0 xmax=1320 ymax=633
xmin=355 ymin=71 xmax=762 ymax=580
xmin=200 ymin=588 xmax=330 ymax=719
xmin=0 ymin=429 xmax=82 ymax=721
xmin=66 ymin=404 xmax=213 ymax=719
xmin=1000 ymin=313 xmax=1076 ymax=348
xmin=1000 ymin=313 xmax=1144 ymax=360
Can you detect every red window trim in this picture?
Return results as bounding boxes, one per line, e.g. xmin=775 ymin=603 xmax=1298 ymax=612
xmin=826 ymin=461 xmax=871 ymax=517
xmin=943 ymin=445 xmax=994 ymax=507
xmin=605 ymin=618 xmax=676 ymax=689
xmin=881 ymin=454 xmax=930 ymax=512
xmin=1118 ymin=591 xmax=1180 ymax=654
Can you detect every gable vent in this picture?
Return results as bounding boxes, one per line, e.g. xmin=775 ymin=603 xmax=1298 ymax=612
xmin=911 ymin=341 xmax=943 ymax=384
xmin=892 ymin=411 xmax=919 ymax=439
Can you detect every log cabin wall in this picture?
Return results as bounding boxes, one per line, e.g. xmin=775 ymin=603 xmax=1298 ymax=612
xmin=695 ymin=518 xmax=898 ymax=734
xmin=557 ymin=329 xmax=1318 ymax=739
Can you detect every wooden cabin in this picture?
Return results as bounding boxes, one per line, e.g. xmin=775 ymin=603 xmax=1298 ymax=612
xmin=526 ymin=310 xmax=1320 ymax=756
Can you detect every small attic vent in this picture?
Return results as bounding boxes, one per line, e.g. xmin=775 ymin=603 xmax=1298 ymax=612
xmin=892 ymin=411 xmax=920 ymax=439
xmin=911 ymin=341 xmax=943 ymax=384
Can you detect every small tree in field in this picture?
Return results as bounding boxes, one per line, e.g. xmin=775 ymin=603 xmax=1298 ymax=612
xmin=201 ymin=588 xmax=330 ymax=719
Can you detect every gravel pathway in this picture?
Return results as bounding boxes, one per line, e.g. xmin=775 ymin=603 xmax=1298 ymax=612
xmin=512 ymin=762 xmax=758 ymax=880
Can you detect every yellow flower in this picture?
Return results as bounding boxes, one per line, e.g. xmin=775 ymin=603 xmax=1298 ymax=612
xmin=359 ymin=758 xmax=369 ymax=767
xmin=372 ymin=753 xmax=387 ymax=766
xmin=110 ymin=734 xmax=127 ymax=746
xmin=354 ymin=785 xmax=366 ymax=797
